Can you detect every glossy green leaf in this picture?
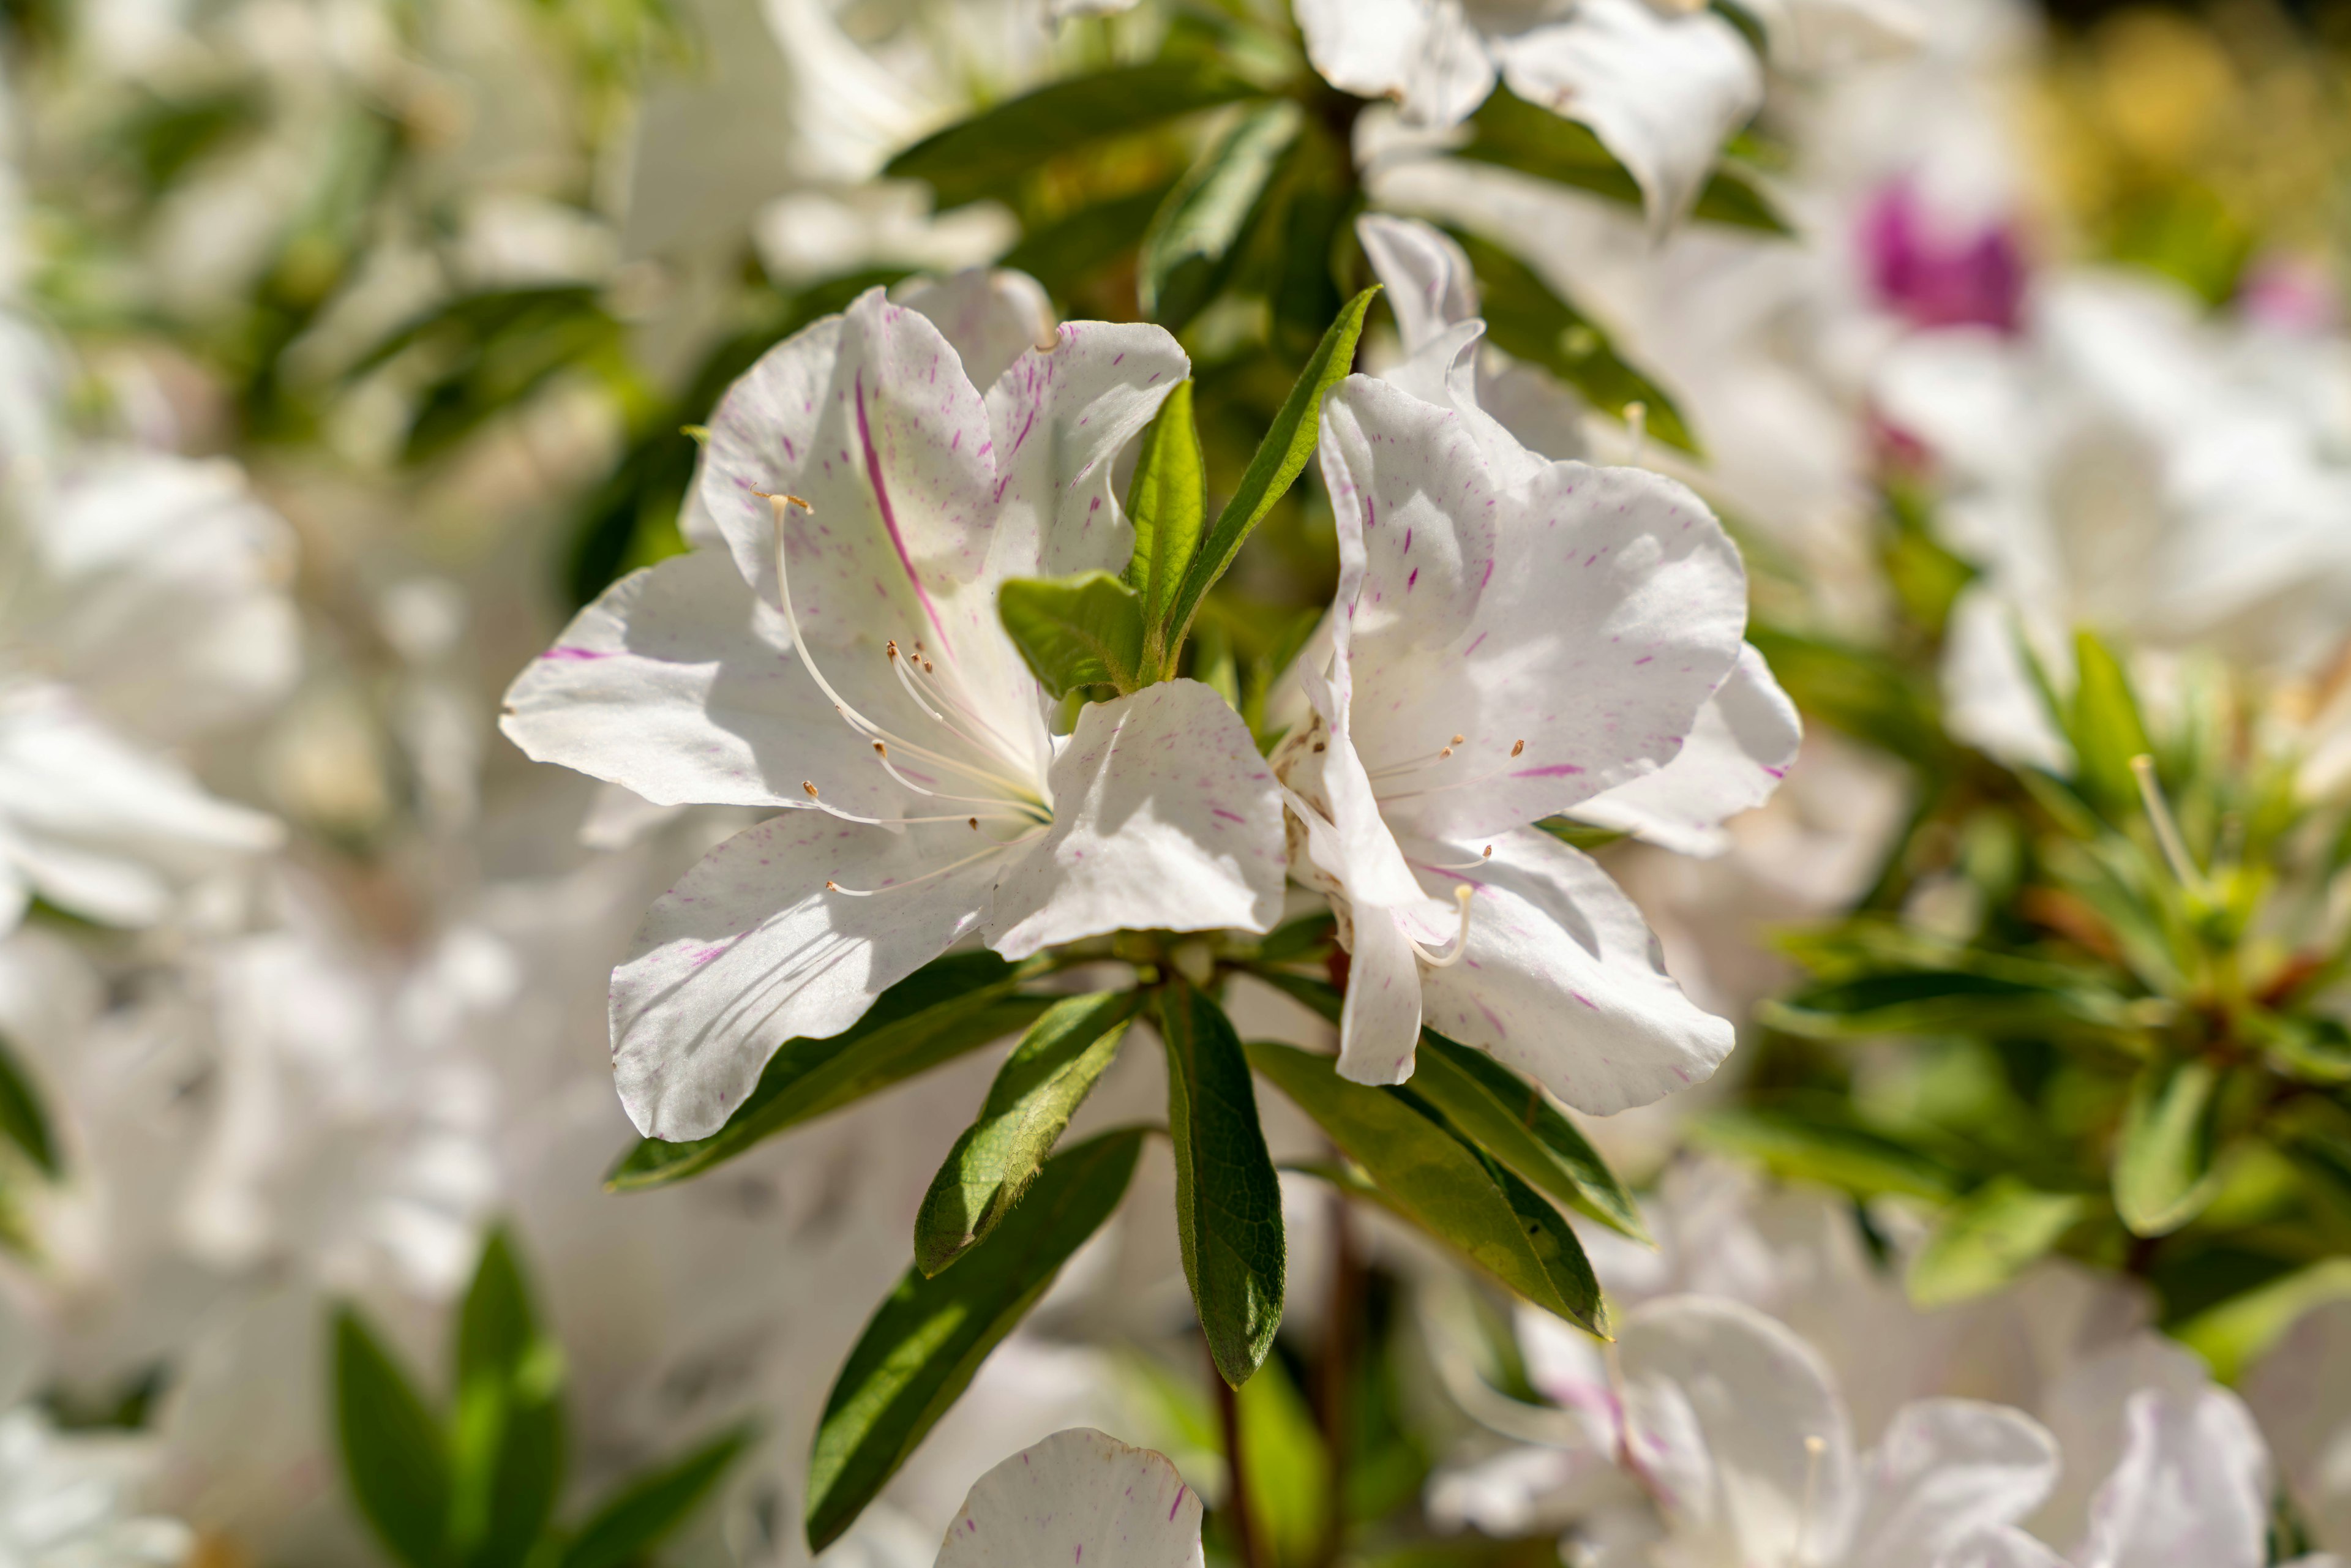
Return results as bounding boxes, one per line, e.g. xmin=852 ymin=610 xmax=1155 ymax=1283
xmin=0 ymin=1033 xmax=58 ymax=1177
xmin=1157 ymin=287 xmax=1378 ymax=670
xmin=1248 ymin=1041 xmax=1602 ymax=1335
xmin=883 ymin=63 xmax=1265 ymax=208
xmin=1457 ymin=88 xmax=1791 ymax=234
xmin=1445 ymin=229 xmax=1693 ymax=453
xmin=1693 ymin=1103 xmax=1967 ymax=1202
xmin=997 ymin=571 xmax=1149 ymax=696
xmin=915 ymin=991 xmax=1139 ymax=1276
xmin=1907 ymin=1178 xmax=2089 ymax=1308
xmin=607 ymin=953 xmax=1054 ymax=1191
xmin=1123 ymin=378 xmax=1206 ymax=655
xmin=1160 ymin=985 xmax=1286 ymax=1387
xmin=1140 ymin=100 xmax=1300 ymax=332
xmin=449 ymin=1228 xmax=564 ymax=1568
xmin=805 ymin=1128 xmax=1144 ymax=1551
xmin=334 ymin=1307 xmax=451 ymax=1568
xmin=559 ymin=1423 xmax=757 ymax=1568
xmin=2115 ymin=1057 xmax=2224 ymax=1237
xmin=1409 ymin=1036 xmax=1648 ymax=1244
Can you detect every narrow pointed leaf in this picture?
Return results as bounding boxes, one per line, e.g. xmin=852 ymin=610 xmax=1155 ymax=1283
xmin=2115 ymin=1057 xmax=2224 ymax=1236
xmin=1139 ymin=100 xmax=1300 ymax=331
xmin=2070 ymin=630 xmax=2156 ymax=819
xmin=607 ymin=953 xmax=1054 ymax=1191
xmin=915 ymin=990 xmax=1139 ymax=1275
xmin=1123 ymin=378 xmax=1205 ymax=640
xmin=560 ymin=1423 xmax=757 ymax=1568
xmin=1907 ymin=1178 xmax=2089 ymax=1308
xmin=997 ymin=571 xmax=1149 ymax=697
xmin=334 ymin=1307 xmax=452 ymax=1568
xmin=806 ymin=1128 xmax=1144 ymax=1551
xmin=1247 ymin=1040 xmax=1603 ymax=1335
xmin=0 ymin=1033 xmax=58 ymax=1177
xmin=1410 ymin=1035 xmax=1648 ymax=1244
xmin=1160 ymin=984 xmax=1285 ymax=1387
xmin=450 ymin=1228 xmax=564 ymax=1568
xmin=1157 ymin=287 xmax=1378 ymax=669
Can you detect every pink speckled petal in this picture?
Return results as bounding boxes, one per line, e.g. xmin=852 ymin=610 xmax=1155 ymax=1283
xmin=936 ymin=1428 xmax=1204 ymax=1568
xmin=1575 ymin=643 xmax=1801 ymax=857
xmin=500 ymin=551 xmax=899 ymax=816
xmin=609 ymin=812 xmax=1000 ymax=1139
xmin=1410 ymin=826 xmax=1731 ymax=1115
xmin=1356 ymin=214 xmax=1479 ymax=355
xmin=989 ymin=680 xmax=1283 ymax=959
xmin=1316 ymin=375 xmax=1748 ymax=843
xmin=1336 ymin=900 xmax=1424 ymax=1086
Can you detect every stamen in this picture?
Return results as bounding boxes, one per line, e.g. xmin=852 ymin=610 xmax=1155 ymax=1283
xmin=1406 ymin=885 xmax=1477 ymax=969
xmin=1367 ymin=734 xmax=1471 ymax=781
xmin=866 ymin=740 xmax=1015 ymax=810
xmin=1420 ymin=845 xmax=1495 ymax=872
xmin=2131 ymin=754 xmax=2205 ymax=896
xmin=823 ymin=829 xmax=1047 ymax=896
xmin=1623 ymin=400 xmax=1648 ymax=465
xmin=1376 ymin=740 xmax=1532 ymax=805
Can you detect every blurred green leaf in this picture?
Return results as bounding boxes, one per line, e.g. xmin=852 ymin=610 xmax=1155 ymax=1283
xmin=1907 ymin=1177 xmax=2088 ymax=1308
xmin=2069 ymin=630 xmax=2156 ymax=820
xmin=354 ymin=287 xmax=624 ymax=466
xmin=1695 ymin=1103 xmax=1967 ymax=1201
xmin=1457 ymin=88 xmax=1790 ymax=235
xmin=1534 ymin=818 xmax=1630 ymax=854
xmin=1445 ymin=229 xmax=1693 ymax=452
xmin=0 ymin=1033 xmax=59 ymax=1178
xmin=607 ymin=953 xmax=1054 ymax=1190
xmin=998 ymin=571 xmax=1149 ymax=696
xmin=1746 ymin=625 xmax=1948 ymax=767
xmin=915 ymin=991 xmax=1138 ymax=1276
xmin=1234 ymin=1349 xmax=1331 ymax=1568
xmin=1002 ymin=184 xmax=1177 ymax=299
xmin=806 ymin=1128 xmax=1144 ymax=1550
xmin=1141 ymin=100 xmax=1300 ymax=332
xmin=559 ymin=1422 xmax=754 ymax=1568
xmin=1250 ymin=1041 xmax=1603 ymax=1335
xmin=885 ymin=63 xmax=1266 ymax=209
xmin=1161 ymin=983 xmax=1286 ymax=1387
xmin=1762 ymin=969 xmax=2147 ymax=1042
xmin=334 ymin=1308 xmax=451 ymax=1568
xmin=2115 ymin=1057 xmax=2224 ymax=1237
xmin=450 ymin=1229 xmax=564 ymax=1568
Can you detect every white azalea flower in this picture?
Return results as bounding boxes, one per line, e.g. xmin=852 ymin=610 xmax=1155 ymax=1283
xmin=504 ymin=276 xmax=1286 ymax=1139
xmin=1357 ymin=214 xmax=1801 ymax=857
xmin=0 ymin=449 xmax=292 ymax=933
xmin=936 ymin=1428 xmax=1204 ymax=1568
xmin=0 ymin=1406 xmax=190 ymax=1568
xmin=1294 ymin=0 xmax=1766 ymax=231
xmin=2243 ymin=1299 xmax=2351 ymax=1553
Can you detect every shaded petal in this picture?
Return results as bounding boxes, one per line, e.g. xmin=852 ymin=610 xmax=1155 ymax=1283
xmin=1617 ymin=1295 xmax=1855 ymax=1564
xmin=1412 ymin=827 xmax=1731 ymax=1114
xmin=898 ymin=268 xmax=1058 ymax=394
xmin=1357 ymin=214 xmax=1479 ymax=353
xmin=1941 ymin=587 xmax=2071 ymax=774
xmin=2075 ymin=1387 xmax=2271 ymax=1568
xmin=1842 ymin=1400 xmax=2060 ymax=1568
xmin=500 ymin=551 xmax=892 ymax=814
xmin=1337 ymin=901 xmax=1425 ymax=1085
xmin=1575 ymin=643 xmax=1801 ymax=856
xmin=1295 ymin=0 xmax=1495 ymax=129
xmin=936 ymin=1428 xmax=1204 ymax=1568
xmin=2241 ymin=1301 xmax=2351 ymax=1554
xmin=1318 ymin=375 xmax=1749 ymax=842
xmin=609 ymin=812 xmax=999 ymax=1138
xmin=1491 ymin=0 xmax=1763 ymax=234
xmin=1945 ymin=1528 xmax=2070 ymax=1568
xmin=989 ymin=680 xmax=1284 ymax=959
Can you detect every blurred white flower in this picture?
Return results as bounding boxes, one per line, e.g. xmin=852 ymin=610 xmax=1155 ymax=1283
xmin=0 ymin=1406 xmax=190 ymax=1568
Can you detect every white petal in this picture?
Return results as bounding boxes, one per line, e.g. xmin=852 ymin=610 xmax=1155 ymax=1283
xmin=609 ymin=812 xmax=1000 ymax=1139
xmin=500 ymin=551 xmax=894 ymax=814
xmin=898 ymin=269 xmax=1058 ymax=394
xmin=1317 ymin=375 xmax=1749 ymax=842
xmin=2075 ymin=1387 xmax=2271 ymax=1568
xmin=1940 ymin=587 xmax=2071 ymax=774
xmin=1575 ymin=643 xmax=1801 ymax=856
xmin=1294 ymin=0 xmax=1495 ymax=129
xmin=934 ymin=1428 xmax=1204 ymax=1568
xmin=1616 ymin=1295 xmax=1854 ymax=1564
xmin=1491 ymin=0 xmax=1763 ymax=234
xmin=1336 ymin=901 xmax=1425 ymax=1085
xmin=1944 ymin=1528 xmax=2070 ymax=1568
xmin=1842 ymin=1400 xmax=2060 ymax=1568
xmin=1411 ymin=826 xmax=1732 ymax=1114
xmin=1356 ymin=214 xmax=1479 ymax=353
xmin=2241 ymin=1301 xmax=2351 ymax=1554
xmin=988 ymin=681 xmax=1283 ymax=959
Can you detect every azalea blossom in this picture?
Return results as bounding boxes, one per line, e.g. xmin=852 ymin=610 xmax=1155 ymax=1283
xmin=0 ymin=1404 xmax=191 ymax=1568
xmin=935 ymin=1428 xmax=1204 ymax=1568
xmin=504 ymin=275 xmax=1286 ymax=1139
xmin=1275 ymin=350 xmax=1754 ymax=1103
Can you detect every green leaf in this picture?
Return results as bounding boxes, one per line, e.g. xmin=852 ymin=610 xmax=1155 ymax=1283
xmin=1456 ymin=88 xmax=1791 ymax=235
xmin=559 ymin=1423 xmax=757 ymax=1568
xmin=998 ymin=571 xmax=1149 ymax=697
xmin=1533 ymin=817 xmax=1631 ymax=854
xmin=1159 ymin=985 xmax=1286 ymax=1387
xmin=1140 ymin=100 xmax=1301 ymax=332
xmin=449 ymin=1228 xmax=564 ymax=1568
xmin=1124 ymin=378 xmax=1206 ymax=645
xmin=607 ymin=953 xmax=1054 ymax=1191
xmin=806 ymin=1128 xmax=1144 ymax=1551
xmin=1248 ymin=1041 xmax=1602 ymax=1335
xmin=1156 ymin=287 xmax=1378 ymax=672
xmin=1693 ymin=1103 xmax=1967 ymax=1202
xmin=0 ymin=1033 xmax=59 ymax=1177
xmin=883 ymin=63 xmax=1266 ymax=209
xmin=2115 ymin=1057 xmax=2224 ymax=1237
xmin=1000 ymin=183 xmax=1176 ymax=298
xmin=1906 ymin=1178 xmax=2089 ymax=1308
xmin=1745 ymin=625 xmax=1949 ymax=768
xmin=2069 ymin=629 xmax=2156 ymax=819
xmin=1231 ymin=1349 xmax=1332 ymax=1568
xmin=915 ymin=991 xmax=1139 ymax=1276
xmin=334 ymin=1307 xmax=451 ymax=1568
xmin=1409 ymin=1035 xmax=1648 ymax=1244
xmin=1760 ymin=970 xmax=2146 ymax=1041
xmin=1444 ymin=229 xmax=1694 ymax=453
